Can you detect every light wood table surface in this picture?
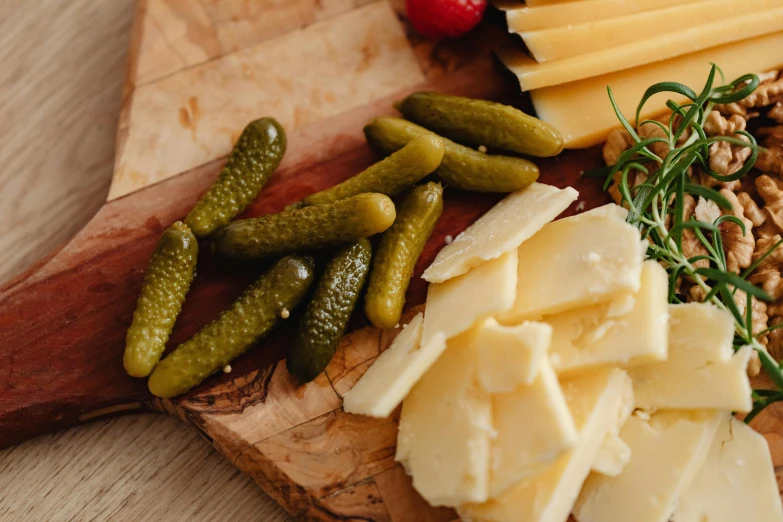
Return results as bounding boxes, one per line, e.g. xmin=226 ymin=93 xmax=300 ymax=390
xmin=0 ymin=1 xmax=290 ymax=520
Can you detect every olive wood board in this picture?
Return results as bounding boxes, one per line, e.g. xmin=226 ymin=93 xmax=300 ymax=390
xmin=2 ymin=1 xmax=783 ymax=520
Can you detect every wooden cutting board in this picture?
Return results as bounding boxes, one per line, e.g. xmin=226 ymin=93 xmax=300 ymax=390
xmin=2 ymin=1 xmax=782 ymax=520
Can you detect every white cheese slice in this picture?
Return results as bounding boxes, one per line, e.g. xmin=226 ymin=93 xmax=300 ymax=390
xmin=592 ymin=431 xmax=631 ymax=477
xmin=578 ymin=202 xmax=628 ymax=221
xmin=628 ymin=302 xmax=753 ymax=412
xmin=489 ymin=358 xmax=577 ymax=497
xmin=342 ymin=313 xmax=447 ymax=418
xmin=500 ymin=211 xmax=644 ymax=323
xmin=547 ymin=260 xmax=669 ymax=376
xmin=673 ymin=416 xmax=783 ymax=522
xmin=476 ymin=318 xmax=552 ymax=393
xmin=573 ymin=410 xmax=723 ymax=522
xmin=423 ymin=183 xmax=578 ymax=283
xmin=459 ymin=368 xmax=633 ymax=522
xmin=395 ymin=328 xmax=494 ymax=507
xmin=421 ymin=250 xmax=517 ymax=346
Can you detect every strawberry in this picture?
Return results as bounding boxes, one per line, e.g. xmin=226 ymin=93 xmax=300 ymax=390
xmin=406 ymin=0 xmax=487 ymax=40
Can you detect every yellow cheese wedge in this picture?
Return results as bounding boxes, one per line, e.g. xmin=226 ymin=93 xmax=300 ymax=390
xmin=524 ymin=0 xmax=586 ymax=6
xmin=342 ymin=313 xmax=447 ymax=418
xmin=518 ymin=0 xmax=783 ymax=62
xmin=476 ymin=318 xmax=552 ymax=393
xmin=531 ymin=32 xmax=783 ymax=148
xmin=628 ymin=303 xmax=753 ymax=413
xmin=459 ymin=368 xmax=633 ymax=522
xmin=573 ymin=410 xmax=723 ymax=522
xmin=501 ymin=8 xmax=783 ymax=91
xmin=592 ymin=430 xmax=631 ymax=477
xmin=546 ymin=260 xmax=669 ymax=376
xmin=673 ymin=416 xmax=783 ymax=522
xmin=489 ymin=358 xmax=577 ymax=497
xmin=396 ymin=329 xmax=494 ymax=507
xmin=500 ymin=210 xmax=644 ymax=323
xmin=422 ymin=250 xmax=517 ymax=345
xmin=423 ymin=183 xmax=577 ymax=283
xmin=495 ymin=0 xmax=706 ymax=31
xmin=579 ymin=203 xmax=628 ymax=221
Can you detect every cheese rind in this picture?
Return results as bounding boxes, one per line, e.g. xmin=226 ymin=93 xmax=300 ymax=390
xmin=547 ymin=260 xmax=669 ymax=376
xmin=489 ymin=359 xmax=577 ymax=497
xmin=476 ymin=319 xmax=552 ymax=393
xmin=673 ymin=416 xmax=783 ymax=522
xmin=501 ymin=211 xmax=644 ymax=323
xmin=422 ymin=250 xmax=517 ymax=345
xmin=628 ymin=303 xmax=753 ymax=412
xmin=460 ymin=368 xmax=633 ymax=522
xmin=396 ymin=329 xmax=494 ymax=506
xmin=343 ymin=313 xmax=447 ymax=418
xmin=423 ymin=183 xmax=577 ymax=283
xmin=573 ymin=410 xmax=723 ymax=522
xmin=531 ymin=32 xmax=783 ymax=148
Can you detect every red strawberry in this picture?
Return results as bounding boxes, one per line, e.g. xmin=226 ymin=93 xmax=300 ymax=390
xmin=406 ymin=0 xmax=487 ymax=40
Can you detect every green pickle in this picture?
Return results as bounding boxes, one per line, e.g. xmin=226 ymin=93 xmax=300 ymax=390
xmin=124 ymin=221 xmax=198 ymax=378
xmin=302 ymin=135 xmax=444 ymax=206
xmin=213 ymin=193 xmax=396 ymax=261
xmin=148 ymin=255 xmax=314 ymax=398
xmin=365 ymin=182 xmax=443 ymax=329
xmin=364 ymin=117 xmax=539 ymax=193
xmin=288 ymin=239 xmax=372 ymax=383
xmin=185 ymin=117 xmax=286 ymax=238
xmin=395 ymin=92 xmax=564 ymax=157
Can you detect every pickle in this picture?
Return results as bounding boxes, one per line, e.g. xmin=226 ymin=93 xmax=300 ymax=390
xmin=365 ymin=182 xmax=443 ymax=329
xmin=302 ymin=135 xmax=444 ymax=206
xmin=364 ymin=117 xmax=539 ymax=193
xmin=148 ymin=255 xmax=314 ymax=398
xmin=213 ymin=193 xmax=396 ymax=261
xmin=124 ymin=222 xmax=198 ymax=378
xmin=288 ymin=239 xmax=372 ymax=383
xmin=395 ymin=92 xmax=564 ymax=157
xmin=185 ymin=118 xmax=286 ymax=238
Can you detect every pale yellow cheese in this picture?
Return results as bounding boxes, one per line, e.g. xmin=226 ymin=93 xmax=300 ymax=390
xmin=592 ymin=430 xmax=631 ymax=477
xmin=343 ymin=313 xmax=447 ymax=418
xmin=673 ymin=416 xmax=783 ymax=522
xmin=573 ymin=410 xmax=723 ymax=522
xmin=422 ymin=250 xmax=517 ymax=345
xmin=628 ymin=303 xmax=753 ymax=413
xmin=578 ymin=202 xmax=628 ymax=221
xmin=489 ymin=359 xmax=577 ymax=497
xmin=459 ymin=368 xmax=633 ymax=522
xmin=547 ymin=260 xmax=669 ymax=376
xmin=476 ymin=318 xmax=552 ymax=393
xmin=518 ymin=0 xmax=783 ymax=62
xmin=501 ymin=210 xmax=644 ymax=323
xmin=501 ymin=8 xmax=783 ymax=91
xmin=531 ymin=32 xmax=783 ymax=148
xmin=395 ymin=329 xmax=494 ymax=507
xmin=423 ymin=183 xmax=577 ymax=283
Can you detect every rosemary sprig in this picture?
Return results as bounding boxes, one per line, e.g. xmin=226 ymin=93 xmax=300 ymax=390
xmin=602 ymin=65 xmax=783 ymax=419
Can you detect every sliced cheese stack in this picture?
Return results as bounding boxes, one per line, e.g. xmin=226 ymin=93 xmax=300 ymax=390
xmin=493 ymin=0 xmax=783 ymax=147
xmin=342 ymin=182 xmax=779 ymax=522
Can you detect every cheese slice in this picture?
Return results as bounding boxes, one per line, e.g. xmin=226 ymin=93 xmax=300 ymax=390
xmin=489 ymin=358 xmax=577 ymax=497
xmin=459 ymin=368 xmax=633 ymax=522
xmin=496 ymin=0 xmax=707 ymax=31
xmin=476 ymin=319 xmax=552 ymax=393
xmin=343 ymin=313 xmax=447 ymax=418
xmin=518 ymin=0 xmax=783 ymax=62
xmin=396 ymin=328 xmax=494 ymax=507
xmin=422 ymin=250 xmax=517 ymax=345
xmin=423 ymin=183 xmax=577 ymax=283
xmin=547 ymin=260 xmax=669 ymax=376
xmin=628 ymin=303 xmax=753 ymax=412
xmin=501 ymin=8 xmax=783 ymax=91
xmin=673 ymin=416 xmax=783 ymax=522
xmin=524 ymin=0 xmax=588 ymax=6
xmin=501 ymin=210 xmax=644 ymax=323
xmin=573 ymin=410 xmax=723 ymax=522
xmin=579 ymin=203 xmax=628 ymax=221
xmin=593 ymin=430 xmax=631 ymax=477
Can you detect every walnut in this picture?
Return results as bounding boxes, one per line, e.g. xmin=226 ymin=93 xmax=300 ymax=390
xmin=689 ymin=284 xmax=708 ymax=302
xmin=750 ymin=235 xmax=783 ymax=300
xmin=717 ymin=77 xmax=783 ymax=114
xmin=607 ymin=168 xmax=648 ymax=207
xmin=767 ymin=300 xmax=783 ymax=318
xmin=682 ymin=194 xmax=710 ymax=269
xmin=603 ymin=128 xmax=634 ymax=166
xmin=703 ymin=110 xmax=746 ymax=136
xmin=737 ymin=192 xmax=766 ymax=228
xmin=638 ymin=120 xmax=671 ymax=158
xmin=719 ymin=189 xmax=754 ymax=273
xmin=756 ymin=175 xmax=783 ymax=233
xmin=748 ymin=350 xmax=762 ymax=378
xmin=768 ymin=316 xmax=783 ymax=361
xmin=757 ymin=145 xmax=783 ymax=176
xmin=694 ymin=197 xmax=721 ymax=224
xmin=708 ymin=135 xmax=752 ymax=177
xmin=733 ymin=288 xmax=768 ymax=342
xmin=695 ymin=166 xmax=741 ymax=191
xmin=769 ymin=102 xmax=783 ymax=125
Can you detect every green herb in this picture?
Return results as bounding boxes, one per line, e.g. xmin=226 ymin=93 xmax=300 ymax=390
xmin=601 ymin=64 xmax=783 ymax=420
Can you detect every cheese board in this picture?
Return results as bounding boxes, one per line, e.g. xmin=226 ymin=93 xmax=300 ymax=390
xmin=2 ymin=1 xmax=783 ymax=520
